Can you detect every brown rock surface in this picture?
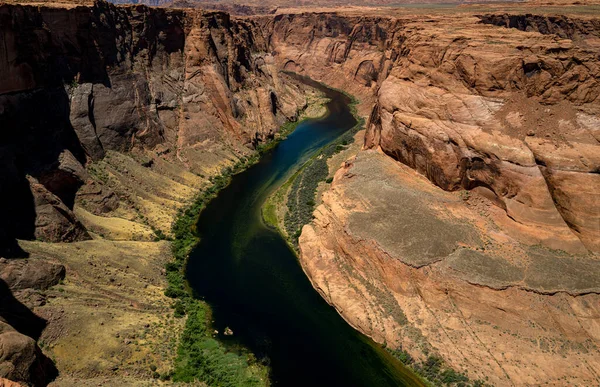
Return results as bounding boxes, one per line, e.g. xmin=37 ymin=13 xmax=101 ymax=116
xmin=259 ymin=9 xmax=599 ymax=251
xmin=282 ymin=8 xmax=600 ymax=386
xmin=28 ymin=177 xmax=90 ymax=244
xmin=0 ymin=321 xmax=37 ymax=385
xmin=0 ymin=378 xmax=24 ymax=387
xmin=0 ymin=259 xmax=65 ymax=292
xmin=360 ymin=13 xmax=600 ymax=252
xmin=300 ymin=150 xmax=600 ymax=386
xmin=0 ymin=267 xmax=58 ymax=386
xmin=0 ymin=2 xmax=313 ymax=245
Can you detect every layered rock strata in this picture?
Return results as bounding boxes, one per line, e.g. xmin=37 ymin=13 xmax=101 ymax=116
xmin=0 ymin=2 xmax=314 ymax=384
xmin=274 ymin=11 xmax=600 ymax=386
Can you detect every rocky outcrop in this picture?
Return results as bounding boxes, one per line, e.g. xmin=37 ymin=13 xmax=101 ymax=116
xmin=361 ymin=14 xmax=600 ymax=252
xmin=0 ymin=86 xmax=88 ymax=249
xmin=28 ymin=177 xmax=90 ymax=244
xmin=0 ymin=378 xmax=24 ymax=387
xmin=259 ymin=13 xmax=399 ymax=115
xmin=0 ymin=258 xmax=63 ymax=386
xmin=0 ymin=321 xmax=38 ymax=386
xmin=0 ymin=259 xmax=65 ymax=292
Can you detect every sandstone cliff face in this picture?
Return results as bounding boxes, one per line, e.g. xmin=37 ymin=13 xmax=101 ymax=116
xmin=279 ymin=11 xmax=600 ymax=386
xmin=0 ymin=2 xmax=309 ymax=250
xmin=479 ymin=13 xmax=600 ymax=41
xmin=259 ymin=11 xmax=599 ymax=251
xmin=0 ymin=3 xmax=312 ymax=384
xmin=363 ymin=14 xmax=600 ymax=252
xmin=1 ymin=4 xmax=600 ymax=385
xmin=258 ymin=12 xmax=399 ymax=115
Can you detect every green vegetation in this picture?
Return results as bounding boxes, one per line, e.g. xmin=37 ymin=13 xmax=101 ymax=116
xmin=261 ymin=84 xmax=365 ymax=249
xmin=387 ymin=348 xmax=489 ymax=387
xmin=87 ymin=162 xmax=109 ymax=184
xmin=153 ymin=228 xmax=169 ymax=242
xmin=64 ymin=77 xmax=79 ymax=90
xmin=261 ymin=164 xmax=303 ymax=234
xmin=164 ymin=105 xmax=323 ymax=385
xmin=284 ymin=154 xmax=329 ymax=244
xmin=173 ymin=301 xmax=266 ymax=385
xmin=165 ymin=154 xmax=268 ymax=385
xmin=280 ymin=97 xmax=365 ymax=248
xmin=261 ymin=197 xmax=279 ymax=232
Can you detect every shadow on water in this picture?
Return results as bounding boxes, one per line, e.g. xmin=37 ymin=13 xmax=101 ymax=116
xmin=186 ymin=77 xmax=423 ymax=387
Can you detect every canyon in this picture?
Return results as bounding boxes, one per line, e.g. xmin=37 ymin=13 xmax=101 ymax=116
xmin=0 ymin=0 xmax=599 ymax=385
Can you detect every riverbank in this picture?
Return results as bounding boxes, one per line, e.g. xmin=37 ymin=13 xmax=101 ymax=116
xmin=9 ymin=76 xmax=326 ymax=386
xmin=265 ymin=90 xmax=489 ymax=387
xmin=180 ymin=77 xmax=429 ymax=386
xmin=163 ymin=89 xmax=329 ymax=384
xmin=262 ymin=85 xmax=364 ymax=246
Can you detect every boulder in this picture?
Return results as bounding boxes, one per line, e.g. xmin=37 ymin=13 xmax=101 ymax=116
xmin=28 ymin=177 xmax=90 ymax=243
xmin=0 ymin=321 xmax=36 ymax=386
xmin=0 ymin=259 xmax=65 ymax=292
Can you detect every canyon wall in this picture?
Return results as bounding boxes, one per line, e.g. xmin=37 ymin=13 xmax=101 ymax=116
xmin=261 ymin=11 xmax=600 ymax=253
xmin=268 ymin=11 xmax=600 ymax=386
xmin=0 ymin=1 xmax=310 ymax=251
xmin=0 ymin=2 xmax=315 ymax=384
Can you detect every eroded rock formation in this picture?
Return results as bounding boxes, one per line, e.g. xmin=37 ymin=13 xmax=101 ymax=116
xmin=0 ymin=2 xmax=313 ymax=384
xmin=260 ymin=11 xmax=599 ymax=253
xmin=0 ymin=257 xmax=62 ymax=386
xmin=0 ymin=1 xmax=310 ymax=249
xmin=267 ymin=10 xmax=600 ymax=386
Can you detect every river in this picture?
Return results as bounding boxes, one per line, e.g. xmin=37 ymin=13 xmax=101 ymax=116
xmin=186 ymin=77 xmax=422 ymax=386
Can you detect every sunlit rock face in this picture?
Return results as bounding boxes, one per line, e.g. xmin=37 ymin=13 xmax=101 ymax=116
xmin=274 ymin=11 xmax=600 ymax=386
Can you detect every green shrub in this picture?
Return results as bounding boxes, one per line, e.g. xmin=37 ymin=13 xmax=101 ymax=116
xmin=153 ymin=228 xmax=168 ymax=241
xmin=171 ymin=301 xmax=264 ymax=386
xmin=283 ymin=110 xmax=364 ymax=248
xmin=173 ymin=300 xmax=186 ymax=318
xmin=388 ymin=348 xmax=487 ymax=387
